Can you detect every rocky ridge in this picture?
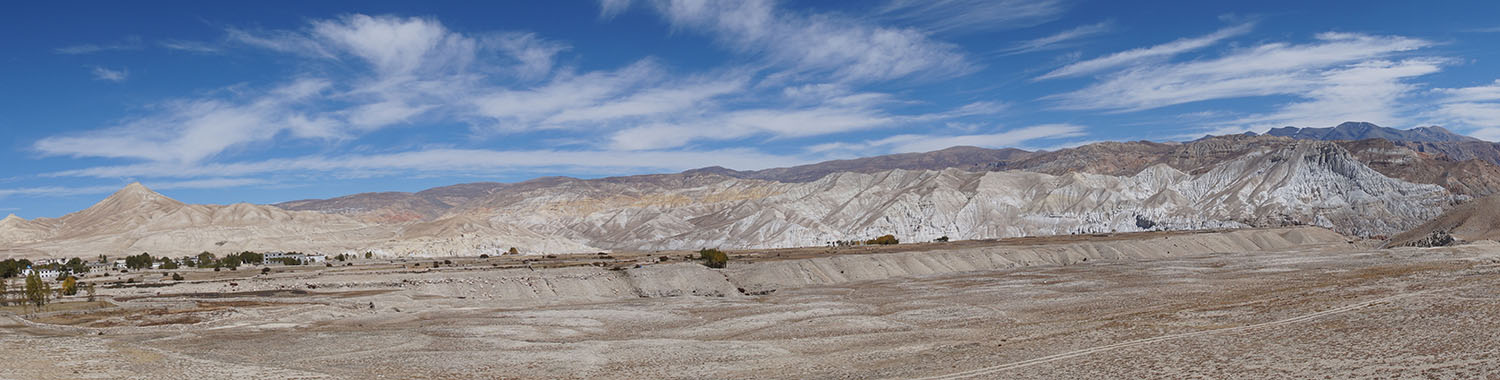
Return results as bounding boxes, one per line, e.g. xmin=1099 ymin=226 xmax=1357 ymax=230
xmin=0 ymin=128 xmax=1487 ymax=258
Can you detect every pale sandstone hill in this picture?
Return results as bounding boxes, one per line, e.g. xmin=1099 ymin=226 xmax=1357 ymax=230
xmin=0 ymin=183 xmax=600 ymax=259
xmin=0 ymin=140 xmax=1469 ymax=258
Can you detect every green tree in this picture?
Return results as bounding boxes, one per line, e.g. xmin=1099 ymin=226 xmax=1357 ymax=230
xmin=508 ymin=247 xmax=520 ymax=255
xmin=65 ymin=257 xmax=86 ymax=274
xmin=221 ymin=256 xmax=241 ymax=270
xmin=698 ymin=248 xmax=728 ymax=269
xmin=60 ymin=276 xmax=78 ymax=296
xmin=159 ymin=258 xmax=180 ymax=270
xmin=86 ymin=282 xmax=97 ymax=302
xmin=364 ymin=251 xmax=373 ymax=259
xmin=236 ymin=251 xmax=263 ymax=265
xmin=24 ymin=271 xmax=48 ymax=311
xmin=125 ymin=253 xmax=153 ymax=270
xmin=197 ymin=252 xmax=218 ymax=268
xmin=0 ymin=278 xmax=8 ymax=305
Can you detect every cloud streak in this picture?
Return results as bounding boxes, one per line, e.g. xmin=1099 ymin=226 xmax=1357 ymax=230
xmin=1037 ymin=23 xmax=1255 ymax=80
xmin=1000 ymin=21 xmax=1114 ymax=55
xmin=90 ymin=66 xmax=129 ymax=82
xmin=1047 ymin=32 xmax=1435 ymax=112
xmin=54 ymin=36 xmax=144 ymax=54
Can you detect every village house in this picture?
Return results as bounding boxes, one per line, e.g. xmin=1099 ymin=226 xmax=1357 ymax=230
xmin=20 ymin=267 xmax=61 ymax=280
xmin=264 ymin=252 xmax=327 ymax=265
xmin=87 ymin=261 xmax=112 ymax=273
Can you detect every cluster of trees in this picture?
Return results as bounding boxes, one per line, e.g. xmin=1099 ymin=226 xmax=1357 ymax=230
xmin=4 ymin=272 xmax=95 ymax=311
xmin=0 ymin=259 xmax=33 ymax=278
xmin=825 ymin=234 xmax=902 ymax=247
xmin=866 ymin=234 xmax=900 ymax=245
xmin=124 ymin=251 xmax=272 ymax=271
xmin=698 ymin=248 xmax=728 ymax=269
xmin=124 ymin=253 xmax=156 ymax=270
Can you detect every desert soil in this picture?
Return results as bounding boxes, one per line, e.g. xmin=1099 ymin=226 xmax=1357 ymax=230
xmin=2 ymin=231 xmax=1499 ymax=379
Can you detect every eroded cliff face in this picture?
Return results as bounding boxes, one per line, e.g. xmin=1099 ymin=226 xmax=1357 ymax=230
xmin=461 ymin=141 xmax=1449 ymax=251
xmin=0 ymin=140 xmax=1464 ymax=258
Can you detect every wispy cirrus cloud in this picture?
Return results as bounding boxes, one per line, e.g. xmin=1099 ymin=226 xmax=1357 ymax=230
xmin=90 ymin=66 xmax=129 ymax=82
xmin=1047 ymin=32 xmax=1435 ymax=112
xmin=38 ymin=9 xmax=999 ymax=186
xmin=0 ymin=178 xmax=269 ymax=200
xmin=876 ymin=0 xmax=1068 ymax=34
xmin=999 ymin=21 xmax=1114 ymax=55
xmin=1037 ymin=22 xmax=1255 ymax=80
xmin=1427 ymin=80 xmax=1500 ymax=140
xmin=805 ymin=124 xmax=1087 ymax=154
xmin=54 ymin=36 xmax=144 ymax=55
xmin=640 ymin=0 xmax=976 ymax=82
xmin=47 ymin=149 xmax=811 ymax=180
xmin=159 ymin=39 xmax=222 ymax=54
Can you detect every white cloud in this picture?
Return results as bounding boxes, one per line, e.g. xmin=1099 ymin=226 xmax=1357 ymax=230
xmin=48 ymin=149 xmax=811 ymax=179
xmin=1000 ymin=21 xmax=1114 ymax=55
xmin=90 ymin=66 xmax=129 ymax=82
xmin=544 ymin=75 xmax=748 ymax=124
xmin=1048 ymin=32 xmax=1435 ymax=112
xmin=472 ymin=60 xmax=664 ymax=129
xmin=876 ymin=0 xmax=1067 ymax=34
xmin=1216 ymin=58 xmax=1446 ymax=133
xmin=54 ymin=36 xmax=143 ymax=55
xmin=159 ymin=40 xmax=221 ymax=53
xmin=0 ymin=178 xmax=268 ymax=200
xmin=598 ymin=0 xmax=632 ymax=18
xmin=1037 ymin=23 xmax=1255 ymax=80
xmin=608 ymin=106 xmax=898 ymax=150
xmin=806 ymin=124 xmax=1087 ymax=154
xmin=312 ymin=15 xmax=474 ymax=76
xmin=1428 ymin=80 xmax=1500 ymax=140
xmin=35 ymin=78 xmax=335 ymax=163
xmin=34 ymin=11 xmax=1009 ymax=191
xmin=643 ymin=0 xmax=975 ymax=82
xmin=485 ymin=32 xmax=570 ymax=80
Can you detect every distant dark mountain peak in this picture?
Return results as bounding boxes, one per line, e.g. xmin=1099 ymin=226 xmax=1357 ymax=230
xmin=1261 ymin=121 xmax=1482 ymax=143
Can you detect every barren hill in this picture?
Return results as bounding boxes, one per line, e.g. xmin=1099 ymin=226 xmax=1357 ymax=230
xmin=1388 ymin=194 xmax=1500 ymax=247
xmin=2 ymin=133 xmax=1492 ymax=258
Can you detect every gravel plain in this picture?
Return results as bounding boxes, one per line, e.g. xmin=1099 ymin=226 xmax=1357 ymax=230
xmin=3 ymin=229 xmax=1499 ymax=379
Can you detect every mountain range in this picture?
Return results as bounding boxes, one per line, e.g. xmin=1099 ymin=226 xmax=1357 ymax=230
xmin=3 ymin=122 xmax=1498 ymax=258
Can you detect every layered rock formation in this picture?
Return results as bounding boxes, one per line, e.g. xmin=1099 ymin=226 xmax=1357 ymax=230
xmin=1 ymin=126 xmax=1490 ymax=258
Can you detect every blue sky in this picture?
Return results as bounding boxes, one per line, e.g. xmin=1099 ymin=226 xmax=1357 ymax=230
xmin=4 ymin=0 xmax=1500 ymax=218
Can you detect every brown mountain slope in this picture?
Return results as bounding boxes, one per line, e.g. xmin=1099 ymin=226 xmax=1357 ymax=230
xmin=1388 ymin=194 xmax=1500 ymax=247
xmin=1340 ymin=139 xmax=1500 ymax=197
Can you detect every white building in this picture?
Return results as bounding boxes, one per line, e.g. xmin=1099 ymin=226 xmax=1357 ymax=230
xmin=264 ymin=252 xmax=324 ymax=265
xmin=87 ymin=262 xmax=112 ymax=273
xmin=20 ymin=267 xmax=61 ymax=280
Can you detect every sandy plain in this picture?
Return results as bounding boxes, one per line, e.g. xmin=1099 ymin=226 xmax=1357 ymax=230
xmin=2 ymin=228 xmax=1499 ymax=379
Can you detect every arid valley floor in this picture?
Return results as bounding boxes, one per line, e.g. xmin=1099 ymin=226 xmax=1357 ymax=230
xmin=4 ymin=227 xmax=1500 ymax=379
